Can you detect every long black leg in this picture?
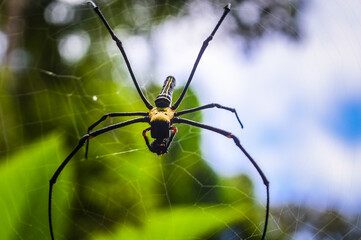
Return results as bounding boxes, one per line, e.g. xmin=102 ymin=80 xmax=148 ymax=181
xmin=49 ymin=117 xmax=149 ymax=240
xmin=173 ymin=117 xmax=269 ymax=240
xmin=85 ymin=112 xmax=148 ymax=159
xmin=175 ymin=103 xmax=244 ymax=128
xmin=88 ymin=1 xmax=153 ymax=110
xmin=171 ymin=4 xmax=231 ymax=110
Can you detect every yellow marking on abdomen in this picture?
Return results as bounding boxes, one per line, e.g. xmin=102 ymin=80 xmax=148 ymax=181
xmin=160 ymin=77 xmax=174 ymax=95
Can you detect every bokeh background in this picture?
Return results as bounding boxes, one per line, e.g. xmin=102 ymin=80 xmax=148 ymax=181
xmin=1 ymin=0 xmax=360 ymax=239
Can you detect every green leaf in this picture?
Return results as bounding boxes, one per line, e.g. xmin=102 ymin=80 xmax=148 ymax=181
xmin=0 ymin=133 xmax=73 ymax=240
xmin=92 ymin=203 xmax=252 ymax=240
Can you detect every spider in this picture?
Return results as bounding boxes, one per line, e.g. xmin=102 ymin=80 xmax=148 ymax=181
xmin=48 ymin=1 xmax=269 ymax=240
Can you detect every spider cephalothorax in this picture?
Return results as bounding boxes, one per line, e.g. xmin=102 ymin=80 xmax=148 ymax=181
xmin=48 ymin=2 xmax=269 ymax=240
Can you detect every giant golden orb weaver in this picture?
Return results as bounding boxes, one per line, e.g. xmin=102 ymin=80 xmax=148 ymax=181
xmin=49 ymin=2 xmax=269 ymax=239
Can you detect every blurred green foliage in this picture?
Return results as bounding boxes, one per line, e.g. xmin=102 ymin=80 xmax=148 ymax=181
xmin=0 ymin=134 xmax=73 ymax=240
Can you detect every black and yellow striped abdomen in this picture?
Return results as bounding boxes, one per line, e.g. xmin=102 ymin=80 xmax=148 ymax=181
xmin=154 ymin=76 xmax=176 ymax=108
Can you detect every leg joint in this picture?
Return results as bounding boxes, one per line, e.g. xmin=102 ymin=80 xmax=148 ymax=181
xmin=142 ymin=127 xmax=151 ymax=137
xmin=212 ymin=103 xmax=235 ymax=113
xmin=80 ymin=134 xmax=91 ymax=143
xmin=203 ymin=36 xmax=213 ymax=45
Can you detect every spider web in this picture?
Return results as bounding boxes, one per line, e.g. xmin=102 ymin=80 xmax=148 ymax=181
xmin=1 ymin=0 xmax=361 ymax=240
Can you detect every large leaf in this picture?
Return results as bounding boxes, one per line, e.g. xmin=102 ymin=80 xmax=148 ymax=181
xmin=0 ymin=133 xmax=73 ymax=240
xmin=92 ymin=203 xmax=252 ymax=240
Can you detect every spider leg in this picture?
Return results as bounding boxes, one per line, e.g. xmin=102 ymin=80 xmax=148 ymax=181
xmin=173 ymin=117 xmax=269 ymax=240
xmin=85 ymin=112 xmax=148 ymax=159
xmin=175 ymin=103 xmax=243 ymax=128
xmin=49 ymin=117 xmax=149 ymax=240
xmin=166 ymin=126 xmax=178 ymax=149
xmin=171 ymin=4 xmax=231 ymax=110
xmin=88 ymin=1 xmax=153 ymax=110
xmin=142 ymin=127 xmax=152 ymax=151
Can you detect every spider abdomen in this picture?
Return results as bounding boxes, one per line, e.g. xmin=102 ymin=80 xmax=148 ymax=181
xmin=155 ymin=76 xmax=176 ymax=107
